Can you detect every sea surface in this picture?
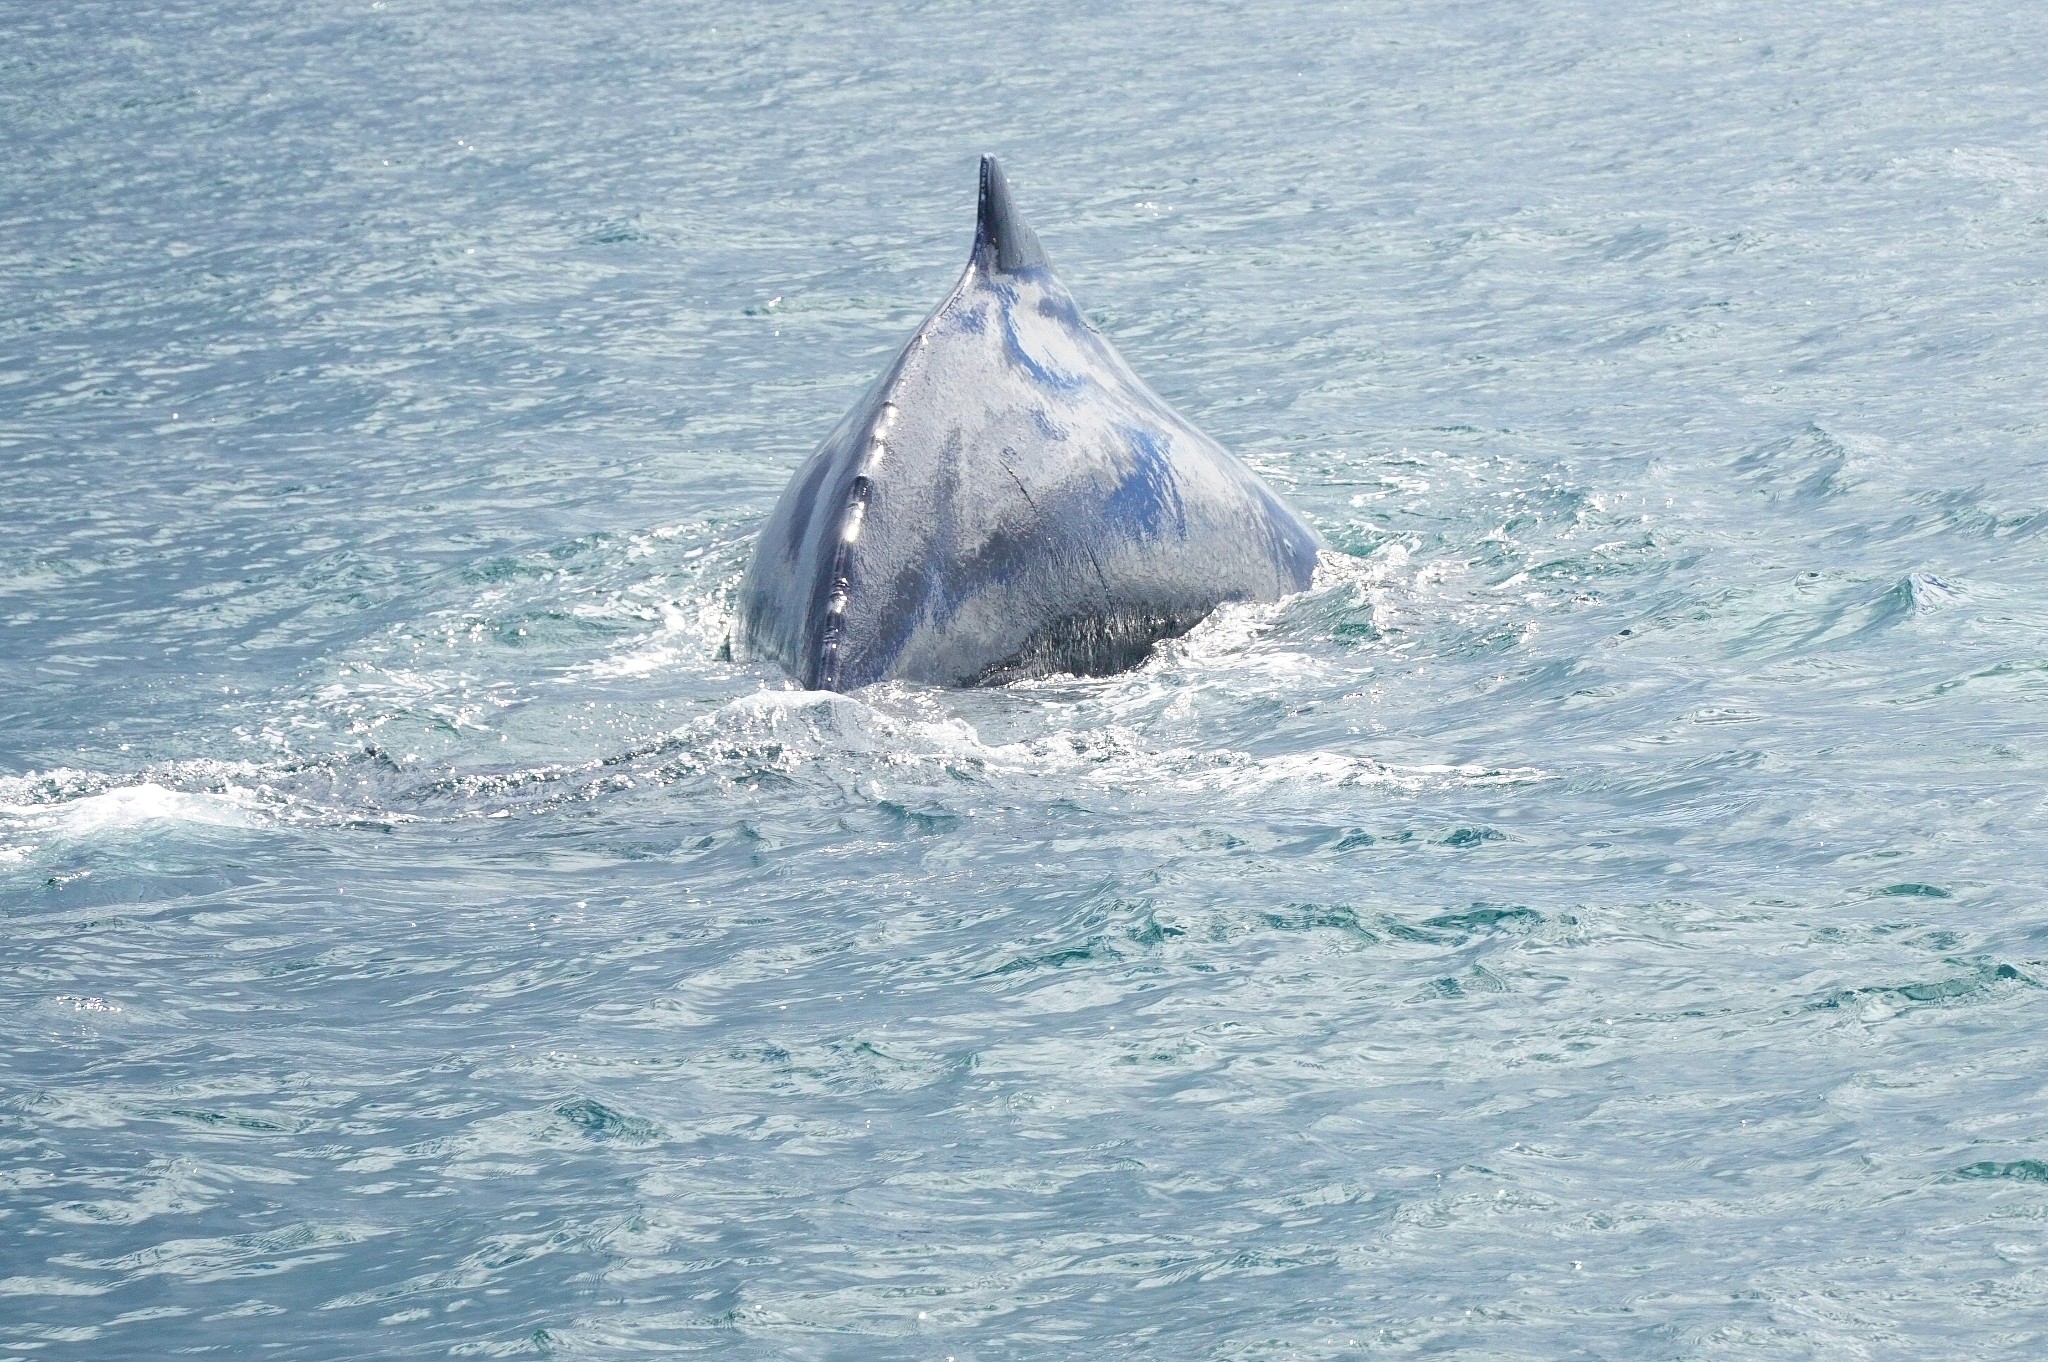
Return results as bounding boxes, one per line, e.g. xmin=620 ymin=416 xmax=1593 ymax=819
xmin=5 ymin=2 xmax=2047 ymax=1357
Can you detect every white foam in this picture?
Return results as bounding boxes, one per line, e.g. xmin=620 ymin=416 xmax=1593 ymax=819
xmin=0 ymin=781 xmax=265 ymax=840
xmin=580 ymin=586 xmax=739 ymax=681
xmin=586 ymin=641 xmax=684 ymax=679
xmin=666 ymin=683 xmax=1545 ymax=800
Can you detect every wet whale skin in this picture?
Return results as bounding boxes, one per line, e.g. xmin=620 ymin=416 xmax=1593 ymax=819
xmin=738 ymin=156 xmax=1322 ymax=691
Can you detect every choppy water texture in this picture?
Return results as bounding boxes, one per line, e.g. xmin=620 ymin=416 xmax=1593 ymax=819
xmin=5 ymin=2 xmax=2047 ymax=1357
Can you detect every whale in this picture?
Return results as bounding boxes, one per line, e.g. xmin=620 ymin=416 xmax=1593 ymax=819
xmin=735 ymin=155 xmax=1321 ymax=691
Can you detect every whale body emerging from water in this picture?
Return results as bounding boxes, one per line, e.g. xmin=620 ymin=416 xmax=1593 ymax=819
xmin=736 ymin=156 xmax=1321 ymax=691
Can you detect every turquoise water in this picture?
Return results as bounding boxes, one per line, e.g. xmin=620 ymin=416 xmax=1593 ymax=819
xmin=5 ymin=1 xmax=2047 ymax=1357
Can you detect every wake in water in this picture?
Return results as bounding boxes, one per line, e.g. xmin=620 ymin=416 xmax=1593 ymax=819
xmin=0 ymin=542 xmax=1543 ymax=864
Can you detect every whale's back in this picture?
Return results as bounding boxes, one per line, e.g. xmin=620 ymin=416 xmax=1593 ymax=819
xmin=737 ymin=158 xmax=1320 ymax=691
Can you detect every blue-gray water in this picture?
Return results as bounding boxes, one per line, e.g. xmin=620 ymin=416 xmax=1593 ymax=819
xmin=5 ymin=2 xmax=2047 ymax=1357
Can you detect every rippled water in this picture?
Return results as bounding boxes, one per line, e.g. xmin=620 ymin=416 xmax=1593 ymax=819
xmin=6 ymin=1 xmax=2048 ymax=1357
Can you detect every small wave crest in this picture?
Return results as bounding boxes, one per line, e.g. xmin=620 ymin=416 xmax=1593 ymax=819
xmin=0 ymin=767 xmax=276 ymax=857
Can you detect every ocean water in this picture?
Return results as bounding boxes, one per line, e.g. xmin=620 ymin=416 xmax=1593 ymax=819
xmin=5 ymin=0 xmax=2047 ymax=1356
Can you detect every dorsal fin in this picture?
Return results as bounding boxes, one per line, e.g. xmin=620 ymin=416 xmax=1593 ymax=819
xmin=973 ymin=154 xmax=1047 ymax=273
